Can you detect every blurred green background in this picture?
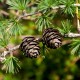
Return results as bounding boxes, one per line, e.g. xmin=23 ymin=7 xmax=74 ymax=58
xmin=0 ymin=20 xmax=79 ymax=80
xmin=0 ymin=0 xmax=80 ymax=80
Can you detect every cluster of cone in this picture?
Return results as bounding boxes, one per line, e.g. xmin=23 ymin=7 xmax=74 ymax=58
xmin=20 ymin=28 xmax=62 ymax=58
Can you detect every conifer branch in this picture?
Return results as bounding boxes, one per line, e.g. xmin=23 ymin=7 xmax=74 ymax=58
xmin=0 ymin=10 xmax=9 ymax=16
xmin=0 ymin=32 xmax=80 ymax=61
xmin=52 ymin=4 xmax=80 ymax=10
xmin=0 ymin=45 xmax=20 ymax=61
xmin=0 ymin=37 xmax=41 ymax=61
xmin=17 ymin=11 xmax=40 ymax=21
xmin=16 ymin=4 xmax=80 ymax=21
xmin=65 ymin=33 xmax=80 ymax=37
xmin=1 ymin=4 xmax=80 ymax=20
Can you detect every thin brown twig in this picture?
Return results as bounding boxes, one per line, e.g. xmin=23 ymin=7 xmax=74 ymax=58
xmin=0 ymin=45 xmax=19 ymax=61
xmin=17 ymin=11 xmax=40 ymax=21
xmin=65 ymin=33 xmax=80 ymax=37
xmin=0 ymin=3 xmax=80 ymax=20
xmin=0 ymin=10 xmax=9 ymax=16
xmin=0 ymin=37 xmax=41 ymax=61
xmin=51 ymin=4 xmax=80 ymax=10
xmin=16 ymin=4 xmax=80 ymax=21
xmin=0 ymin=45 xmax=20 ymax=57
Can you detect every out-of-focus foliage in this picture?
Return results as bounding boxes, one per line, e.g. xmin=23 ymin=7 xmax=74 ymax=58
xmin=71 ymin=39 xmax=80 ymax=56
xmin=38 ymin=0 xmax=57 ymax=11
xmin=0 ymin=20 xmax=10 ymax=47
xmin=1 ymin=47 xmax=80 ymax=80
xmin=58 ymin=0 xmax=75 ymax=16
xmin=36 ymin=12 xmax=53 ymax=31
xmin=58 ymin=20 xmax=72 ymax=35
xmin=0 ymin=0 xmax=3 ymax=2
xmin=2 ymin=56 xmax=21 ymax=74
xmin=7 ymin=0 xmax=30 ymax=10
xmin=8 ymin=19 xmax=23 ymax=36
xmin=0 ymin=0 xmax=80 ymax=80
xmin=0 ymin=19 xmax=23 ymax=48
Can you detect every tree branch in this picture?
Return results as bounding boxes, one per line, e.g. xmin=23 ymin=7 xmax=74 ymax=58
xmin=1 ymin=4 xmax=80 ymax=21
xmin=52 ymin=4 xmax=80 ymax=10
xmin=0 ymin=37 xmax=41 ymax=61
xmin=65 ymin=33 xmax=80 ymax=37
xmin=17 ymin=11 xmax=40 ymax=21
xmin=0 ymin=10 xmax=9 ymax=16
xmin=0 ymin=45 xmax=20 ymax=58
xmin=0 ymin=32 xmax=80 ymax=61
xmin=0 ymin=45 xmax=19 ymax=61
xmin=16 ymin=4 xmax=80 ymax=21
xmin=1 ymin=3 xmax=80 ymax=60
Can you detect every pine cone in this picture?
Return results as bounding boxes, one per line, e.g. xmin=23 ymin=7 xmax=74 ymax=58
xmin=20 ymin=37 xmax=40 ymax=58
xmin=42 ymin=28 xmax=62 ymax=49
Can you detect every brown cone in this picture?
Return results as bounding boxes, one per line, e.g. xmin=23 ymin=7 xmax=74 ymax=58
xmin=20 ymin=37 xmax=40 ymax=58
xmin=42 ymin=28 xmax=62 ymax=49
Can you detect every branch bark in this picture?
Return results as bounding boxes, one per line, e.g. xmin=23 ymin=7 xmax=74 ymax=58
xmin=0 ymin=45 xmax=19 ymax=61
xmin=0 ymin=37 xmax=41 ymax=61
xmin=0 ymin=45 xmax=20 ymax=57
xmin=1 ymin=3 xmax=80 ymax=20
xmin=1 ymin=3 xmax=80 ymax=61
xmin=52 ymin=4 xmax=80 ymax=10
xmin=0 ymin=10 xmax=9 ymax=16
xmin=65 ymin=33 xmax=80 ymax=37
xmin=16 ymin=4 xmax=80 ymax=21
xmin=0 ymin=32 xmax=80 ymax=61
